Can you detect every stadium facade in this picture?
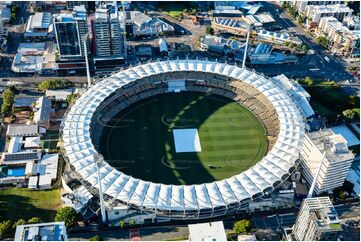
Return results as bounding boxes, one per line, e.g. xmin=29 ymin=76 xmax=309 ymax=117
xmin=61 ymin=59 xmax=305 ymax=220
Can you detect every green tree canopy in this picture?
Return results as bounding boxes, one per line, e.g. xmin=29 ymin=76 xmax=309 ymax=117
xmin=55 ymin=207 xmax=79 ymax=227
xmin=304 ymin=76 xmax=314 ymax=86
xmin=28 ymin=217 xmax=42 ymax=224
xmin=38 ymin=79 xmax=74 ymax=91
xmin=206 ymin=26 xmax=214 ymax=35
xmin=1 ymin=88 xmax=15 ymax=117
xmin=12 ymin=219 xmax=26 ymax=229
xmin=0 ymin=220 xmax=13 ymax=240
xmin=343 ymin=108 xmax=360 ymax=120
xmin=233 ymin=219 xmax=251 ymax=234
xmin=90 ymin=235 xmax=102 ymax=241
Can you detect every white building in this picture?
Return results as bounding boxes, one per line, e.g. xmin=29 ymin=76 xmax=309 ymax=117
xmin=249 ymin=43 xmax=298 ymax=65
xmin=318 ymin=16 xmax=360 ymax=56
xmin=126 ymin=11 xmax=174 ymax=37
xmin=200 ymin=35 xmax=245 ymax=54
xmin=14 ymin=222 xmax=68 ymax=241
xmin=188 ymin=221 xmax=227 ymax=241
xmin=257 ymin=29 xmax=302 ymax=45
xmin=292 ymin=1 xmax=343 ymax=13
xmin=93 ymin=6 xmax=126 ymax=61
xmin=24 ymin=12 xmax=53 ymax=40
xmin=292 ymin=197 xmax=342 ymax=241
xmin=300 ymin=129 xmax=355 ymax=194
xmin=305 ymin=4 xmax=353 ymax=24
xmin=343 ymin=16 xmax=360 ymax=30
xmin=11 ymin=42 xmax=56 ymax=74
xmin=212 ymin=17 xmax=249 ymax=36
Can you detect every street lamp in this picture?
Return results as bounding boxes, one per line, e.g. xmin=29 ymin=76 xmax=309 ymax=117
xmin=93 ymin=154 xmax=107 ymax=223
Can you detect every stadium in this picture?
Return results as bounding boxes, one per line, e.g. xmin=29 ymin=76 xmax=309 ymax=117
xmin=61 ymin=59 xmax=305 ymax=220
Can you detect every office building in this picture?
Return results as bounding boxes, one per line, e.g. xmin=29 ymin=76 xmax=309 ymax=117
xmin=53 ymin=5 xmax=88 ymax=60
xmin=300 ymin=129 xmax=355 ymax=194
xmin=305 ymin=4 xmax=353 ymax=24
xmin=188 ymin=221 xmax=227 ymax=241
xmin=92 ymin=5 xmax=126 ymax=69
xmin=14 ymin=222 xmax=68 ymax=241
xmin=292 ymin=197 xmax=342 ymax=241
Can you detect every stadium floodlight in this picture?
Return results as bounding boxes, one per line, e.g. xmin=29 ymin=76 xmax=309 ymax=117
xmin=242 ymin=27 xmax=251 ymax=69
xmin=83 ymin=33 xmax=92 ymax=88
xmin=93 ymin=154 xmax=107 ymax=223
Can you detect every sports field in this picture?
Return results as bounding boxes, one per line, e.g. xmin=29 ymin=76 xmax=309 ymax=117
xmin=99 ymin=92 xmax=268 ymax=185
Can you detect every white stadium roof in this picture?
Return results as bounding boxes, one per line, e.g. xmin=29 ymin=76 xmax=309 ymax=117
xmin=61 ymin=59 xmax=305 ymax=215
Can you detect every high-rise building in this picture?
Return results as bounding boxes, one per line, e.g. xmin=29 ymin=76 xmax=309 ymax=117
xmin=53 ymin=5 xmax=88 ymax=60
xmin=300 ymin=129 xmax=354 ymax=194
xmin=93 ymin=7 xmax=126 ymax=60
xmin=292 ymin=197 xmax=342 ymax=241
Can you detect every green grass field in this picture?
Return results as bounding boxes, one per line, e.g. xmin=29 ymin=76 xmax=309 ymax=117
xmin=0 ymin=188 xmax=61 ymax=222
xmin=100 ymin=92 xmax=268 ymax=185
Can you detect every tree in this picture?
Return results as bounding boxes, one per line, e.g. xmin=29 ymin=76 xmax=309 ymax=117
xmin=0 ymin=220 xmax=13 ymax=240
xmin=55 ymin=207 xmax=79 ymax=227
xmin=28 ymin=217 xmax=42 ymax=224
xmin=119 ymin=220 xmax=125 ymax=229
xmin=12 ymin=219 xmax=26 ymax=229
xmin=38 ymin=79 xmax=74 ymax=91
xmin=205 ymin=26 xmax=214 ymax=35
xmin=129 ymin=218 xmax=135 ymax=227
xmin=301 ymin=44 xmax=309 ymax=53
xmin=1 ymin=88 xmax=15 ymax=116
xmin=233 ymin=219 xmax=251 ymax=234
xmin=343 ymin=108 xmax=360 ymax=120
xmin=66 ymin=94 xmax=78 ymax=105
xmin=90 ymin=235 xmax=102 ymax=241
xmin=304 ymin=76 xmax=314 ymax=86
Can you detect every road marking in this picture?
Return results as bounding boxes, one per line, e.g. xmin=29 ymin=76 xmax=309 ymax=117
xmin=280 ymin=213 xmax=294 ymax=216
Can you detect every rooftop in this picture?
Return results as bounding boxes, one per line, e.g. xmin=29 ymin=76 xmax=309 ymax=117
xmin=14 ymin=222 xmax=67 ymax=241
xmin=7 ymin=124 xmax=39 ymax=137
xmin=303 ymin=197 xmax=341 ymax=231
xmin=188 ymin=221 xmax=227 ymax=241
xmin=214 ymin=17 xmax=249 ymax=30
xmin=308 ymin=129 xmax=355 ymax=162
xmin=307 ymin=4 xmax=353 ymax=14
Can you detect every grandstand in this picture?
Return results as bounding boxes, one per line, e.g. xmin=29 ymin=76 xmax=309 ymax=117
xmin=61 ymin=59 xmax=305 ymax=220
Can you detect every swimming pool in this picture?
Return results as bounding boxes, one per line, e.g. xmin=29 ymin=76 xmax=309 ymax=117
xmin=7 ymin=166 xmax=26 ymax=177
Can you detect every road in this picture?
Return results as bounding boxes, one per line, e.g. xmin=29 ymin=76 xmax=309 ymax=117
xmin=69 ymin=203 xmax=360 ymax=241
xmin=261 ymin=2 xmax=355 ymax=83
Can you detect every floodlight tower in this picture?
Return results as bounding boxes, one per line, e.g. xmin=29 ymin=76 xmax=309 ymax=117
xmin=93 ymin=154 xmax=107 ymax=223
xmin=242 ymin=27 xmax=251 ymax=68
xmin=83 ymin=33 xmax=92 ymax=88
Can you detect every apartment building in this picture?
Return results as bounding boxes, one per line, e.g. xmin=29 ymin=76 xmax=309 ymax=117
xmin=300 ymin=129 xmax=354 ymax=194
xmin=318 ymin=16 xmax=360 ymax=56
xmin=292 ymin=1 xmax=342 ymax=13
xmin=343 ymin=15 xmax=360 ymax=30
xmin=292 ymin=197 xmax=342 ymax=241
xmin=92 ymin=5 xmax=126 ymax=68
xmin=305 ymin=4 xmax=353 ymax=24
